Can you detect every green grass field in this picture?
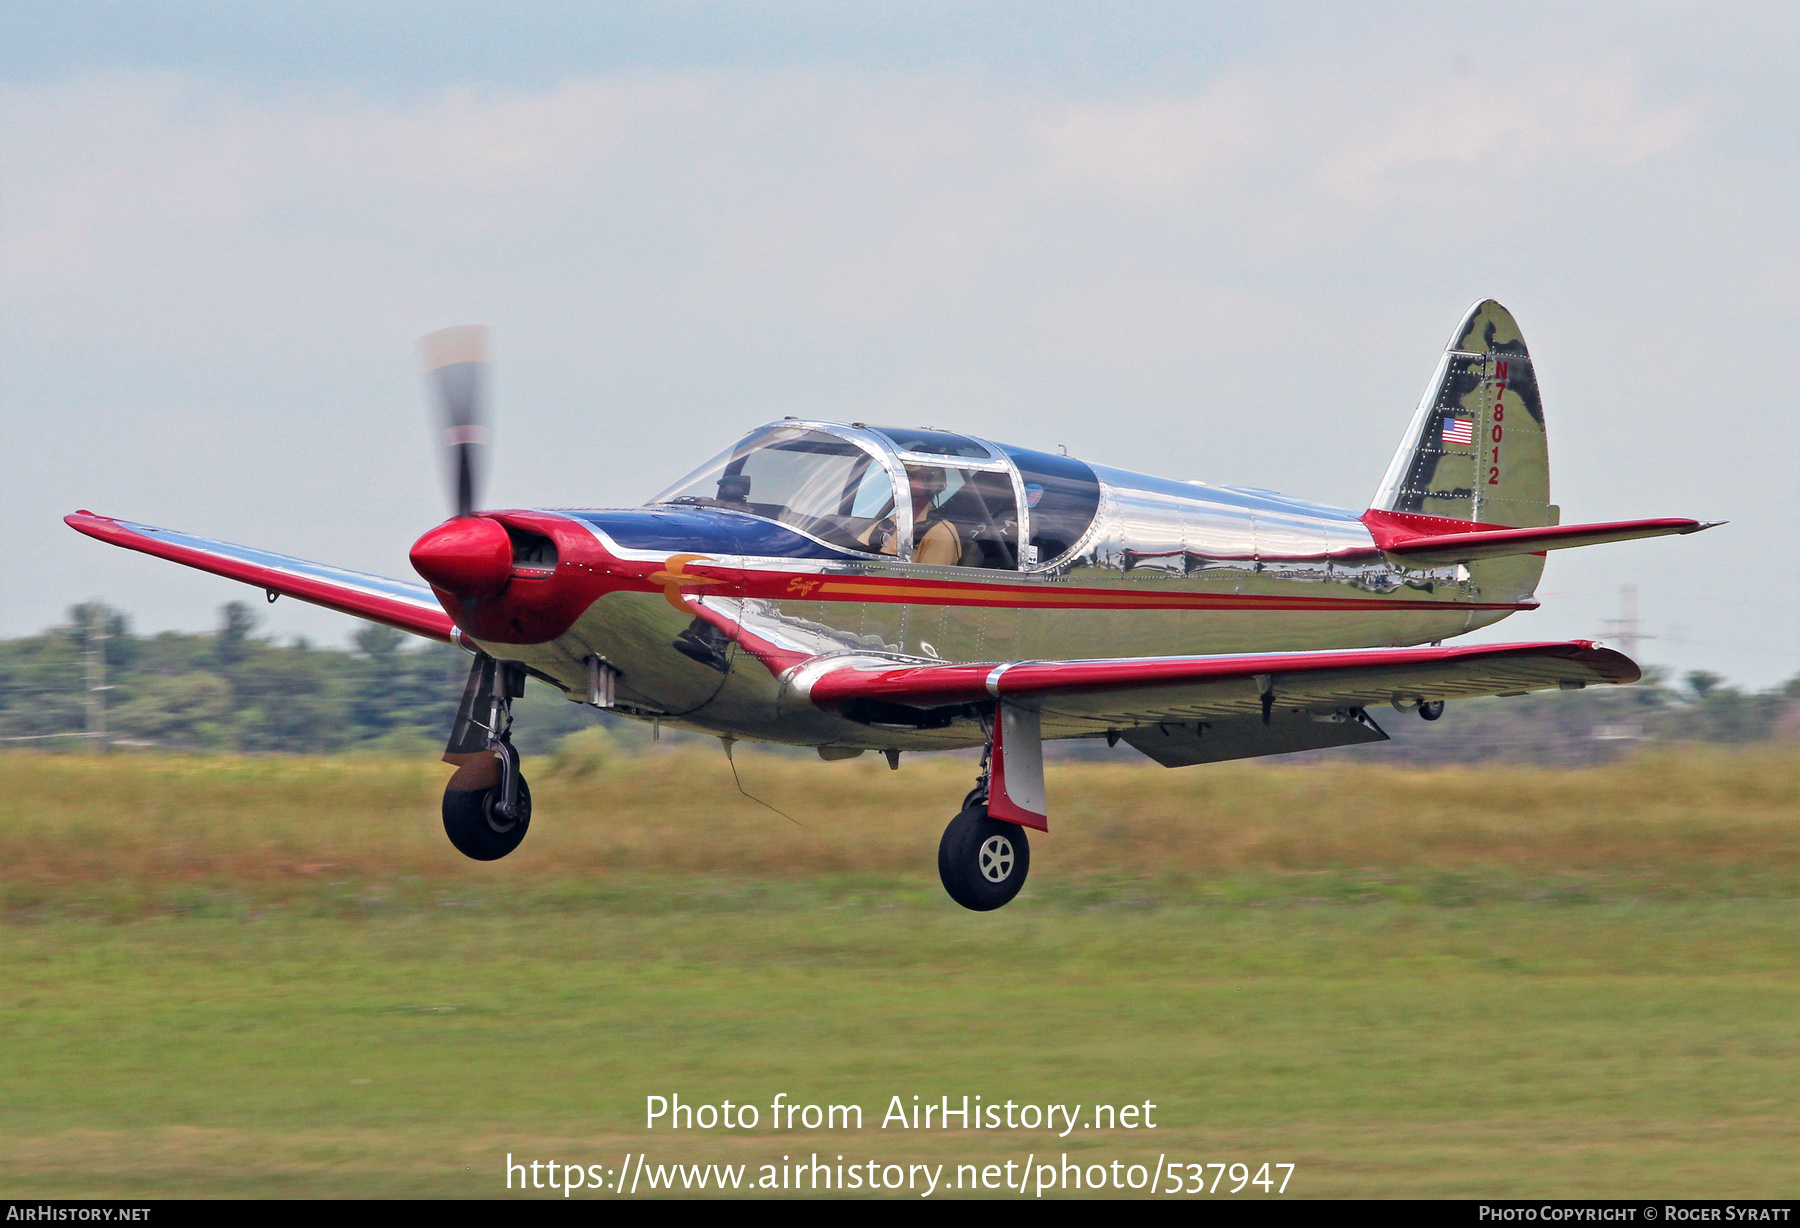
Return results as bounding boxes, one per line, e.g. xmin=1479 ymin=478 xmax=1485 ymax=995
xmin=2 ymin=747 xmax=1796 ymax=1198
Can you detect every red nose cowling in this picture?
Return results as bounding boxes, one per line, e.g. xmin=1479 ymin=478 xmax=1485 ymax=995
xmin=410 ymin=517 xmax=512 ymax=598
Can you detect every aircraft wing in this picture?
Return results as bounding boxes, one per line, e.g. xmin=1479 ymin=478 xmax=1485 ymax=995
xmin=805 ymin=640 xmax=1636 ymax=738
xmin=65 ymin=511 xmax=455 ymax=642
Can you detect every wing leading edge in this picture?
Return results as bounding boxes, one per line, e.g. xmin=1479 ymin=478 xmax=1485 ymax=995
xmin=65 ymin=511 xmax=454 ymax=642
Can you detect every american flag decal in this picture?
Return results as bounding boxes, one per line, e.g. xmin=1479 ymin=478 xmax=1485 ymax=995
xmin=1441 ymin=417 xmax=1474 ymax=446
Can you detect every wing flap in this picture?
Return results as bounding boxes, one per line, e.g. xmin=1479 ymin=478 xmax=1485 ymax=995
xmin=1122 ymin=708 xmax=1388 ymax=767
xmin=65 ymin=511 xmax=455 ymax=642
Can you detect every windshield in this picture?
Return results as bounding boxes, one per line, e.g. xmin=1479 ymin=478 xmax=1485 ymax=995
xmin=649 ymin=426 xmax=896 ymax=554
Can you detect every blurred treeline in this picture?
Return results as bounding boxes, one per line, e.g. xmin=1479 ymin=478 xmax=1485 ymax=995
xmin=1 ymin=601 xmax=1796 ymax=765
xmin=0 ymin=601 xmax=600 ymax=756
xmin=1317 ymin=664 xmax=1800 ymax=768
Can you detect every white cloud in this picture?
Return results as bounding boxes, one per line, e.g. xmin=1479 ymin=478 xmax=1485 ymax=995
xmin=1032 ymin=73 xmax=1268 ymax=205
xmin=0 ymin=54 xmax=1706 ymax=343
xmin=1317 ymin=59 xmax=1704 ymax=203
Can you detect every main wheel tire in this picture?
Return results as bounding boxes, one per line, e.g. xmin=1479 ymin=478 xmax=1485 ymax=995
xmin=443 ymin=776 xmax=532 ymax=861
xmin=937 ymin=805 xmax=1030 ymax=911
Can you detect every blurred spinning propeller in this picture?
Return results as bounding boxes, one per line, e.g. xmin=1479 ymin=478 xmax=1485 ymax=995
xmin=419 ymin=325 xmax=490 ymax=519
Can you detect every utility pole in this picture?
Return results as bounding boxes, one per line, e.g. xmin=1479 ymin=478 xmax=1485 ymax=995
xmin=1600 ymin=583 xmax=1655 ymax=664
xmin=85 ymin=600 xmax=108 ymax=754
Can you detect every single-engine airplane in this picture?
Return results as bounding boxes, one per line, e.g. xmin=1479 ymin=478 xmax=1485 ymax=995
xmin=68 ymin=300 xmax=1716 ymax=910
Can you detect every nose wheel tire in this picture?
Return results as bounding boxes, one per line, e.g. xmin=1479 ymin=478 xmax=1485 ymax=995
xmin=443 ymin=775 xmax=532 ymax=861
xmin=938 ymin=805 xmax=1030 ymax=911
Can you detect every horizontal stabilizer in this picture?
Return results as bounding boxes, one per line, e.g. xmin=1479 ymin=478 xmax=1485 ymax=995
xmin=1361 ymin=509 xmax=1718 ymax=567
xmin=65 ymin=511 xmax=455 ymax=642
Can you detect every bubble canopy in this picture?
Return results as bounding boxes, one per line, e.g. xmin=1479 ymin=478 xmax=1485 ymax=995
xmin=649 ymin=422 xmax=1100 ymax=568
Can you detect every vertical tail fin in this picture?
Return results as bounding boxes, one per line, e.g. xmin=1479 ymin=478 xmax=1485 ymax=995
xmin=1372 ymin=300 xmax=1554 ymax=529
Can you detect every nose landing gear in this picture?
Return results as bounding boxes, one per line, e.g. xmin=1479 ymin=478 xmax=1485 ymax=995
xmin=442 ymin=655 xmax=532 ymax=861
xmin=444 ymin=769 xmax=532 ymax=860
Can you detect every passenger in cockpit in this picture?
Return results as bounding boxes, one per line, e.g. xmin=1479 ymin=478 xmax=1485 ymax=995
xmin=908 ymin=468 xmax=964 ymax=565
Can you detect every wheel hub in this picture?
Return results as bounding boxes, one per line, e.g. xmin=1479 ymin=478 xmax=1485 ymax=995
xmin=977 ymin=834 xmax=1015 ymax=882
xmin=484 ymin=792 xmax=522 ymax=834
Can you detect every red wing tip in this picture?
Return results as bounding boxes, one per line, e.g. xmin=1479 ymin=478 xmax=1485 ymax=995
xmin=66 ymin=510 xmax=131 ymax=537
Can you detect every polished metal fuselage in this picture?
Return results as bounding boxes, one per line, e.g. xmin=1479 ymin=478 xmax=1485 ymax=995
xmin=467 ymin=427 xmax=1543 ymax=753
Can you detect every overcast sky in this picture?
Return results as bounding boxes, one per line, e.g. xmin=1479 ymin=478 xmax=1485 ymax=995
xmin=2 ymin=3 xmax=1794 ymax=686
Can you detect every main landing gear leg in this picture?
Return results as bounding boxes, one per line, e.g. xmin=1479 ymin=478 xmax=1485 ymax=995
xmin=937 ymin=706 xmax=1039 ymax=912
xmin=442 ymin=656 xmax=533 ymax=861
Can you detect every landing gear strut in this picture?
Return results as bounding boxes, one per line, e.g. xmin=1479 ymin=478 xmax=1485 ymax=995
xmin=442 ymin=656 xmax=532 ymax=861
xmin=937 ymin=739 xmax=1031 ymax=911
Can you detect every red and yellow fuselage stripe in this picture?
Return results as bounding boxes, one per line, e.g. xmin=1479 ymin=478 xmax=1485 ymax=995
xmin=729 ymin=568 xmax=1530 ymax=613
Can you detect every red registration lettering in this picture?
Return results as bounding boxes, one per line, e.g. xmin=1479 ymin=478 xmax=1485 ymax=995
xmin=1488 ymin=360 xmax=1507 ymax=487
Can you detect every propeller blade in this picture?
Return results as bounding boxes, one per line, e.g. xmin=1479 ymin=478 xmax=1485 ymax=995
xmin=420 ymin=325 xmax=490 ymax=519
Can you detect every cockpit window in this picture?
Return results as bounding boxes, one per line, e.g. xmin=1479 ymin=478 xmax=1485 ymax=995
xmin=1000 ymin=445 xmax=1101 ymax=565
xmin=869 ymin=426 xmax=994 ymax=461
xmin=900 ymin=464 xmax=1020 ymax=569
xmin=650 ymin=426 xmax=895 ymax=554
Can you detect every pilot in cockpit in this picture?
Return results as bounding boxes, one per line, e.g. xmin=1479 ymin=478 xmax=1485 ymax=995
xmin=860 ymin=466 xmax=963 ymax=565
xmin=715 ymin=473 xmax=753 ymax=506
